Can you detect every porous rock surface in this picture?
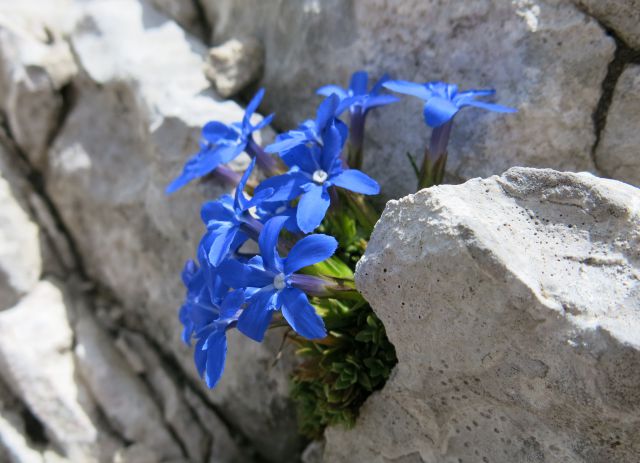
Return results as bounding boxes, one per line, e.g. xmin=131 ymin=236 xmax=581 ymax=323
xmin=325 ymin=167 xmax=640 ymax=462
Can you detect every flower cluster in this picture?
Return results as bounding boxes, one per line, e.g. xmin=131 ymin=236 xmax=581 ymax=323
xmin=168 ymin=72 xmax=515 ymax=427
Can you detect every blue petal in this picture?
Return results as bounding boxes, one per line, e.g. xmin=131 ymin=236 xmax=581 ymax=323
xmin=237 ymin=290 xmax=276 ymax=342
xmin=194 ymin=334 xmax=210 ymax=377
xmin=264 ymin=131 xmax=308 ymax=154
xmin=220 ymin=289 xmax=245 ymax=319
xmin=317 ymin=85 xmax=348 ymax=99
xmin=363 ymin=94 xmax=399 ymax=112
xmin=284 ymin=234 xmax=337 ymax=274
xmin=205 ymin=225 xmax=239 ymax=266
xmin=370 ymin=73 xmax=391 ymax=95
xmin=218 ymin=258 xmax=272 ymax=288
xmin=204 ymin=331 xmax=227 ymax=388
xmin=201 ymin=196 xmax=235 ymax=225
xmin=202 ymin=122 xmax=238 ymax=143
xmin=349 ymin=71 xmax=368 ymax=96
xmin=255 ymin=171 xmax=308 ymax=202
xmin=320 ymin=125 xmax=343 ymax=173
xmin=334 ymin=119 xmax=349 ymax=146
xmin=234 ymin=158 xmax=256 ymax=211
xmin=280 ymin=288 xmax=326 ymax=339
xmin=382 ymin=80 xmax=432 ymax=100
xmin=243 ymin=88 xmax=265 ymax=126
xmin=458 ymin=99 xmax=518 ymax=114
xmin=281 ymin=144 xmax=320 ymax=173
xmin=252 ymin=113 xmax=274 ymax=131
xmin=181 ymin=260 xmax=198 ymax=285
xmin=296 ymin=185 xmax=330 ymax=233
xmin=315 ymin=94 xmax=340 ymax=132
xmin=258 ymin=216 xmax=288 ymax=273
xmin=423 ymin=96 xmax=460 ymax=127
xmin=455 ymin=89 xmax=495 ymax=100
xmin=331 ymin=169 xmax=380 ymax=195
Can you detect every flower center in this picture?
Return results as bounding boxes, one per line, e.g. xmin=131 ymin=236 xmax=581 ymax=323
xmin=273 ymin=273 xmax=287 ymax=290
xmin=312 ymin=169 xmax=328 ymax=184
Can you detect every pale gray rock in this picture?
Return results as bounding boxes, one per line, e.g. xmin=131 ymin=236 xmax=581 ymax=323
xmin=0 ymin=143 xmax=41 ymax=309
xmin=45 ymin=1 xmax=298 ymax=461
xmin=148 ymin=0 xmax=205 ymax=39
xmin=74 ymin=309 xmax=183 ymax=461
xmin=205 ymin=38 xmax=264 ymax=97
xmin=203 ymin=0 xmax=615 ymax=198
xmin=596 ymin=64 xmax=640 ymax=187
xmin=0 ymin=280 xmax=120 ymax=462
xmin=574 ymin=0 xmax=640 ymax=49
xmin=0 ymin=2 xmax=77 ymax=169
xmin=325 ymin=168 xmax=640 ymax=462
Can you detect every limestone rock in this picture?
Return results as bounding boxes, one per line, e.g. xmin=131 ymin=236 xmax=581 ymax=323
xmin=0 ymin=280 xmax=120 ymax=462
xmin=203 ymin=0 xmax=615 ymax=198
xmin=596 ymin=64 xmax=640 ymax=187
xmin=325 ymin=168 xmax=640 ymax=462
xmin=148 ymin=0 xmax=205 ymax=39
xmin=205 ymin=38 xmax=264 ymax=98
xmin=45 ymin=1 xmax=297 ymax=461
xmin=574 ymin=0 xmax=640 ymax=49
xmin=0 ymin=143 xmax=41 ymax=309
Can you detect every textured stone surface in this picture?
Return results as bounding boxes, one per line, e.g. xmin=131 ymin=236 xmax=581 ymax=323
xmin=574 ymin=0 xmax=640 ymax=49
xmin=325 ymin=167 xmax=640 ymax=462
xmin=0 ymin=280 xmax=121 ymax=462
xmin=44 ymin=1 xmax=299 ymax=461
xmin=0 ymin=143 xmax=41 ymax=309
xmin=596 ymin=64 xmax=640 ymax=187
xmin=203 ymin=0 xmax=615 ymax=197
xmin=205 ymin=38 xmax=264 ymax=97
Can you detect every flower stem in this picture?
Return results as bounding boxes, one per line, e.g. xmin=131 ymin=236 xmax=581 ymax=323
xmin=247 ymin=138 xmax=279 ymax=176
xmin=347 ymin=108 xmax=365 ymax=169
xmin=418 ymin=120 xmax=453 ymax=190
xmin=211 ymin=165 xmax=243 ymax=188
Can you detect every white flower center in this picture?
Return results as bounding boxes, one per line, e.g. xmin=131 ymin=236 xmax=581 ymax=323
xmin=273 ymin=273 xmax=287 ymax=290
xmin=312 ymin=169 xmax=328 ymax=184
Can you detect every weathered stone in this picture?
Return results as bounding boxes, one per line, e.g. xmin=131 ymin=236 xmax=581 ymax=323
xmin=596 ymin=64 xmax=640 ymax=187
xmin=0 ymin=2 xmax=77 ymax=169
xmin=0 ymin=280 xmax=121 ymax=462
xmin=205 ymin=38 xmax=264 ymax=98
xmin=0 ymin=142 xmax=41 ymax=309
xmin=203 ymin=0 xmax=615 ymax=198
xmin=45 ymin=1 xmax=297 ymax=461
xmin=574 ymin=0 xmax=640 ymax=49
xmin=325 ymin=168 xmax=640 ymax=462
xmin=148 ymin=0 xmax=205 ymax=39
xmin=74 ymin=309 xmax=183 ymax=461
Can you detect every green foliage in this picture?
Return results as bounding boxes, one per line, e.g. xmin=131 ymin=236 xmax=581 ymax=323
xmin=289 ymin=192 xmax=398 ymax=439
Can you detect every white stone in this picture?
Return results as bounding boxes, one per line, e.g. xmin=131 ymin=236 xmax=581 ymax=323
xmin=205 ymin=37 xmax=264 ymax=97
xmin=596 ymin=64 xmax=640 ymax=187
xmin=325 ymin=167 xmax=640 ymax=462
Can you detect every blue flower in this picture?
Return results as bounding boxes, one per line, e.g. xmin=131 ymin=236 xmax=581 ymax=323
xmin=264 ymin=94 xmax=347 ymax=156
xmin=219 ymin=216 xmax=336 ymax=342
xmin=166 ymin=89 xmax=273 ymax=193
xmin=382 ymin=80 xmax=516 ymax=128
xmin=178 ymin=249 xmax=245 ymax=388
xmin=256 ymin=125 xmax=380 ymax=233
xmin=200 ymin=158 xmax=273 ymax=266
xmin=318 ymin=70 xmax=399 ymax=116
xmin=256 ymin=200 xmax=300 ymax=233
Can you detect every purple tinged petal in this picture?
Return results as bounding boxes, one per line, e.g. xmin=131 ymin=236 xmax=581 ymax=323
xmin=331 ymin=169 xmax=380 ymax=195
xmin=349 ymin=71 xmax=368 ymax=96
xmin=423 ymin=96 xmax=460 ymax=127
xmin=258 ymin=216 xmax=287 ymax=273
xmin=296 ymin=185 xmax=330 ymax=234
xmin=237 ymin=290 xmax=276 ymax=342
xmin=218 ymin=258 xmax=272 ymax=288
xmin=204 ymin=331 xmax=227 ymax=388
xmin=280 ymin=288 xmax=327 ymax=339
xmin=382 ymin=80 xmax=433 ymax=100
xmin=284 ymin=234 xmax=337 ymax=274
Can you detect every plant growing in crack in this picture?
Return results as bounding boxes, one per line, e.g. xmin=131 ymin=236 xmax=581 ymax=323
xmin=167 ymin=72 xmax=515 ymax=438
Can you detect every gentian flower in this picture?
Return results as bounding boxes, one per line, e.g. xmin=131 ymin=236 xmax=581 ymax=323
xmin=178 ymin=250 xmax=244 ymax=388
xmin=383 ymin=80 xmax=516 ymax=189
xmin=264 ymin=94 xmax=347 ymax=158
xmin=256 ymin=125 xmax=380 ymax=233
xmin=166 ymin=88 xmax=275 ymax=194
xmin=219 ymin=216 xmax=336 ymax=342
xmin=317 ymin=71 xmax=398 ymax=169
xmin=200 ymin=158 xmax=273 ymax=266
xmin=256 ymin=200 xmax=300 ymax=233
